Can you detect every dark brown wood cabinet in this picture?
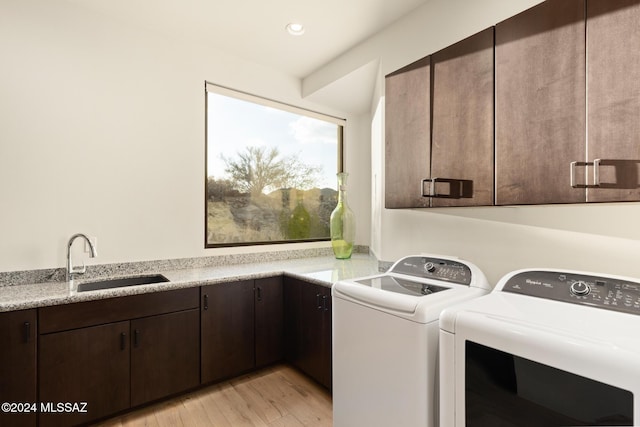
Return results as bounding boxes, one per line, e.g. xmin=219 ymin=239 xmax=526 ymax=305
xmin=0 ymin=309 xmax=37 ymax=427
xmin=9 ymin=275 xmax=306 ymax=426
xmin=38 ymin=288 xmax=199 ymax=426
xmin=385 ymin=56 xmax=431 ymax=209
xmin=39 ymin=321 xmax=130 ymax=427
xmin=201 ymin=279 xmax=255 ymax=384
xmin=385 ymin=28 xmax=495 ymax=208
xmin=495 ymin=0 xmax=586 ymax=205
xmin=201 ymin=277 xmax=284 ymax=384
xmin=587 ymin=0 xmax=640 ymax=202
xmin=130 ymin=309 xmax=200 ymax=406
xmin=384 ymin=0 xmax=640 ymax=207
xmin=283 ymin=277 xmax=332 ymax=389
xmin=430 ymin=27 xmax=495 ymax=207
xmin=255 ymin=276 xmax=284 ymax=367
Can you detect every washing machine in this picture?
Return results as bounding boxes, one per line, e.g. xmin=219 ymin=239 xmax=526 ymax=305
xmin=332 ymin=254 xmax=490 ymax=427
xmin=440 ymin=268 xmax=640 ymax=426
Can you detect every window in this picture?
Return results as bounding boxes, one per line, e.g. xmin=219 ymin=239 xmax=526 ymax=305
xmin=205 ymin=83 xmax=345 ymax=247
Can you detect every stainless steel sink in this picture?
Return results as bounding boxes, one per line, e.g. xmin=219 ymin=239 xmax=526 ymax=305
xmin=76 ymin=274 xmax=169 ymax=292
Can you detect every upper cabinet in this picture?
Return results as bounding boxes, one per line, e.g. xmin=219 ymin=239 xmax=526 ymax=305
xmin=385 ymin=28 xmax=494 ymax=208
xmin=431 ymin=28 xmax=494 ymax=207
xmin=587 ymin=0 xmax=640 ymax=202
xmin=385 ymin=0 xmax=640 ymax=208
xmin=495 ymin=0 xmax=586 ymax=205
xmin=385 ymin=57 xmax=431 ymax=209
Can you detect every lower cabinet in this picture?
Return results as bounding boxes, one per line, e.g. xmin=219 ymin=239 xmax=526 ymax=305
xmin=15 ymin=274 xmax=327 ymax=426
xmin=39 ymin=321 xmax=130 ymax=427
xmin=201 ymin=277 xmax=284 ymax=384
xmin=201 ymin=279 xmax=255 ymax=384
xmin=130 ymin=309 xmax=200 ymax=407
xmin=38 ymin=288 xmax=200 ymax=426
xmin=0 ymin=309 xmax=37 ymax=427
xmin=284 ymin=276 xmax=332 ymax=389
xmin=255 ymin=276 xmax=284 ymax=367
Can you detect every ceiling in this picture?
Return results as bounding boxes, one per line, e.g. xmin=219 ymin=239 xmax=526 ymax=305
xmin=64 ymin=0 xmax=427 ymax=80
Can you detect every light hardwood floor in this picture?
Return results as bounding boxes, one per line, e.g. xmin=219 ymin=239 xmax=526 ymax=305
xmin=93 ymin=365 xmax=333 ymax=427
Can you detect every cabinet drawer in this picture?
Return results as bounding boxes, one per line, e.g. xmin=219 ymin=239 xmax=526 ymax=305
xmin=39 ymin=287 xmax=199 ymax=334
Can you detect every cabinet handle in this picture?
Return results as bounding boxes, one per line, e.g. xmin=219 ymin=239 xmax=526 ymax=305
xmin=570 ymin=161 xmax=601 ymax=188
xmin=593 ymin=158 xmax=602 ymax=187
xmin=134 ymin=329 xmax=140 ymax=348
xmin=421 ymin=177 xmax=471 ymax=199
xmin=203 ymin=294 xmax=209 ymax=311
xmin=256 ymin=286 xmax=262 ymax=302
xmin=120 ymin=333 xmax=127 ymax=351
xmin=23 ymin=321 xmax=31 ymax=343
xmin=316 ymin=293 xmax=322 ymax=309
xmin=322 ymin=294 xmax=329 ymax=311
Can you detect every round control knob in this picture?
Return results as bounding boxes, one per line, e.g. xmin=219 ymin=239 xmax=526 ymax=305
xmin=570 ymin=280 xmax=591 ymax=296
xmin=424 ymin=262 xmax=436 ymax=273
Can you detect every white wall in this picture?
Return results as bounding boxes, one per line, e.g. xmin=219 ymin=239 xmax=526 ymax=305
xmin=313 ymin=0 xmax=640 ymax=284
xmin=0 ymin=0 xmax=370 ymax=272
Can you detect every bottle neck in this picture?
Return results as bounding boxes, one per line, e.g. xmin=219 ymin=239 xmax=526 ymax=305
xmin=336 ymin=173 xmax=348 ymax=203
xmin=338 ymin=186 xmax=347 ymax=203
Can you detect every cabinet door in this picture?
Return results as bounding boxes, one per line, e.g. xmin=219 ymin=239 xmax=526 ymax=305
xmin=495 ymin=0 xmax=586 ymax=205
xmin=385 ymin=56 xmax=431 ymax=208
xmin=431 ymin=28 xmax=494 ymax=207
xmin=39 ymin=321 xmax=130 ymax=427
xmin=587 ymin=0 xmax=640 ymax=202
xmin=318 ymin=286 xmax=332 ymax=390
xmin=201 ymin=280 xmax=255 ymax=384
xmin=298 ymin=282 xmax=323 ymax=380
xmin=283 ymin=277 xmax=332 ymax=389
xmin=130 ymin=309 xmax=200 ymax=406
xmin=283 ymin=276 xmax=302 ymax=365
xmin=255 ymin=276 xmax=284 ymax=367
xmin=0 ymin=309 xmax=37 ymax=427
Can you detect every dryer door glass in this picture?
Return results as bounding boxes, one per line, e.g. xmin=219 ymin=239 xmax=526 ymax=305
xmin=465 ymin=341 xmax=633 ymax=426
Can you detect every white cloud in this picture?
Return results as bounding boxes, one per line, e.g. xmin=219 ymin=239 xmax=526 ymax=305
xmin=289 ymin=116 xmax=336 ymax=145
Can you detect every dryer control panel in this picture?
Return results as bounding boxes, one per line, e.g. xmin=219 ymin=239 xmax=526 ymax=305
xmin=503 ymin=270 xmax=640 ymax=315
xmin=390 ymin=256 xmax=472 ymax=285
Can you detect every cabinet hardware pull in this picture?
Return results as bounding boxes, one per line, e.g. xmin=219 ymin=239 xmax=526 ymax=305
xmin=593 ymin=158 xmax=602 ymax=187
xmin=322 ymin=295 xmax=329 ymax=311
xmin=203 ymin=294 xmax=209 ymax=311
xmin=570 ymin=161 xmax=601 ymax=188
xmin=421 ymin=177 xmax=472 ymax=199
xmin=256 ymin=286 xmax=262 ymax=302
xmin=134 ymin=329 xmax=140 ymax=348
xmin=120 ymin=333 xmax=126 ymax=351
xmin=316 ymin=293 xmax=322 ymax=309
xmin=23 ymin=321 xmax=31 ymax=343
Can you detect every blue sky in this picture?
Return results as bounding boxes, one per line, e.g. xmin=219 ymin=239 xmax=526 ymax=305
xmin=207 ymin=92 xmax=339 ymax=190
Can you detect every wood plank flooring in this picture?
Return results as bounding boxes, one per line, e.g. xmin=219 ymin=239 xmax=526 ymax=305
xmin=93 ymin=365 xmax=333 ymax=427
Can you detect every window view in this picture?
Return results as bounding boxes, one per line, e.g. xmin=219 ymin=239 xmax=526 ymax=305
xmin=205 ymin=83 xmax=344 ymax=247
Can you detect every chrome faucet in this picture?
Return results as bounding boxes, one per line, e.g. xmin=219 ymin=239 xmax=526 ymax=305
xmin=66 ymin=233 xmax=97 ymax=282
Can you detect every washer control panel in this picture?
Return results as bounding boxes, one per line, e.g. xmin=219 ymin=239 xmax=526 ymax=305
xmin=390 ymin=256 xmax=472 ymax=285
xmin=503 ymin=270 xmax=640 ymax=315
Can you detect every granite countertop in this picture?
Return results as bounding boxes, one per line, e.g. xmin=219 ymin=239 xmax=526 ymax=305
xmin=0 ymin=254 xmax=381 ymax=312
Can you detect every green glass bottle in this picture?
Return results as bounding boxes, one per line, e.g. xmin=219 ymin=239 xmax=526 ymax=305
xmin=330 ymin=172 xmax=355 ymax=259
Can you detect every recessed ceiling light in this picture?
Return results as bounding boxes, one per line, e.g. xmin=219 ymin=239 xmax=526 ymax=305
xmin=286 ymin=23 xmax=305 ymax=36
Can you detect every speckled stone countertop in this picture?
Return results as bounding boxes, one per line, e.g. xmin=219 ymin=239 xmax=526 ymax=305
xmin=0 ymin=254 xmax=380 ymax=312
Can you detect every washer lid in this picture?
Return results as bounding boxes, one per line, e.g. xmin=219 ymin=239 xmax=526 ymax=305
xmin=333 ymin=276 xmax=421 ymax=314
xmin=355 ymin=275 xmax=449 ymax=297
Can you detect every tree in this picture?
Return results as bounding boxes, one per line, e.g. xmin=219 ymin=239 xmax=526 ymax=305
xmin=222 ymin=146 xmax=322 ymax=197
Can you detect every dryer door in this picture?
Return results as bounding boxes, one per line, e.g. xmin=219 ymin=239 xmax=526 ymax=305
xmin=445 ymin=311 xmax=638 ymax=427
